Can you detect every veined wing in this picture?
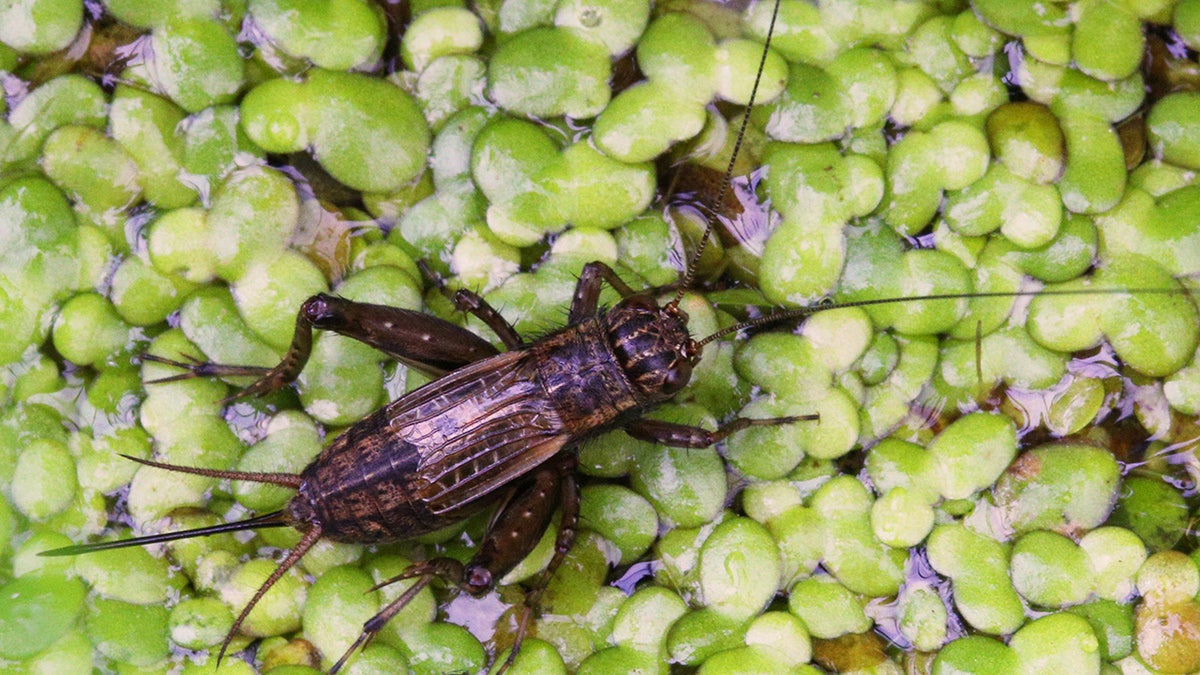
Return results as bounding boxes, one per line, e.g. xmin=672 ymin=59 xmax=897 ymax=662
xmin=376 ymin=349 xmax=570 ymax=516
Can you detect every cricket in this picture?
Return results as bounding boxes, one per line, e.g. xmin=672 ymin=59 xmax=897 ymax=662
xmin=16 ymin=0 xmax=1200 ymax=673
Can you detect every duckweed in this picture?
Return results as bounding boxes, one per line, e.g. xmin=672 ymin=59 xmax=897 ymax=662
xmin=4 ymin=1 xmax=1199 ymax=673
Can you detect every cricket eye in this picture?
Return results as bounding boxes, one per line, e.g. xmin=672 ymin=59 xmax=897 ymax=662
xmin=662 ymin=360 xmax=692 ymax=395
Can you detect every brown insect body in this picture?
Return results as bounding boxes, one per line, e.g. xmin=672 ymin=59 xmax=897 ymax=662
xmin=45 ymin=281 xmax=739 ymax=672
xmin=289 ymin=294 xmax=697 ymax=544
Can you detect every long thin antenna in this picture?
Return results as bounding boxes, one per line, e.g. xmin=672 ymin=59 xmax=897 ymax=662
xmin=673 ymin=0 xmax=783 ymax=305
xmin=696 ymin=286 xmax=1191 ymax=346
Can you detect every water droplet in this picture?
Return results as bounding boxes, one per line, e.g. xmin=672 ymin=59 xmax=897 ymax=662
xmin=579 ymin=7 xmax=601 ymax=27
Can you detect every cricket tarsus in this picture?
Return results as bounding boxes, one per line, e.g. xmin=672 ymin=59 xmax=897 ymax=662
xmin=143 ymin=293 xmax=504 ymax=397
xmin=140 ymin=352 xmax=270 ymax=384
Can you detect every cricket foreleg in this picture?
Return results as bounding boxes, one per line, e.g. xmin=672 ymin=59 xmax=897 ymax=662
xmin=623 ymin=413 xmax=819 ymax=448
xmin=569 ymin=261 xmax=639 ymax=323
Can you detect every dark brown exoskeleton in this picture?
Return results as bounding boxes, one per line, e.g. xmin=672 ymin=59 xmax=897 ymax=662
xmin=42 ymin=263 xmax=814 ymax=672
xmin=37 ymin=274 xmax=1187 ymax=673
xmin=40 ymin=4 xmax=815 ymax=670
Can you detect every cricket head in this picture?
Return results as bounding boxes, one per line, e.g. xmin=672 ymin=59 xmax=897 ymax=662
xmin=606 ymin=294 xmax=701 ymax=402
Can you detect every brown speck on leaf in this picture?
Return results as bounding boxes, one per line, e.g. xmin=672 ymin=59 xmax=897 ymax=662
xmin=812 ymin=632 xmax=889 ymax=672
xmin=1143 ymin=31 xmax=1200 ymax=102
xmin=1006 ymin=452 xmax=1043 ymax=480
xmin=1117 ymin=113 xmax=1147 ymax=170
xmin=260 ymin=637 xmax=322 ymax=670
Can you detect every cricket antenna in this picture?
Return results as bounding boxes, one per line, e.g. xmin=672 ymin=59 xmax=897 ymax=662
xmin=673 ymin=0 xmax=782 ymax=307
xmin=697 ymin=286 xmax=1194 ymax=347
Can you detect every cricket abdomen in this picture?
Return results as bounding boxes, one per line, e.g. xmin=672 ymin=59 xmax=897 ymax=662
xmin=293 ymin=349 xmax=573 ymax=542
xmin=293 ymin=415 xmax=434 ymax=543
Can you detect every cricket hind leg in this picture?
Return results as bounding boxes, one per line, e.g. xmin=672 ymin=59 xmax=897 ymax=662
xmin=327 ymin=557 xmax=463 ymax=674
xmin=221 ymin=525 xmax=324 ymax=664
xmin=329 ymin=458 xmax=578 ymax=674
xmin=623 ymin=413 xmax=819 ymax=448
xmin=448 ymin=287 xmax=525 ymax=350
xmin=494 ymin=460 xmax=579 ymax=674
xmin=144 ymin=293 xmax=503 ymax=397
